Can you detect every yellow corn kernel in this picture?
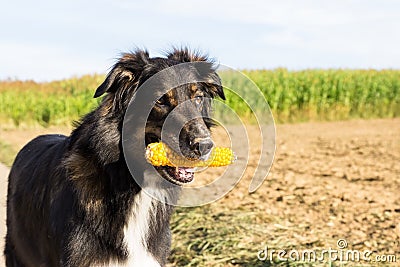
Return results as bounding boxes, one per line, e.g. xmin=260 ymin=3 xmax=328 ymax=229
xmin=145 ymin=142 xmax=235 ymax=167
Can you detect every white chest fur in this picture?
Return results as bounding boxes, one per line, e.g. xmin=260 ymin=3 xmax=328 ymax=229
xmin=95 ymin=189 xmax=162 ymax=267
xmin=122 ymin=189 xmax=161 ymax=267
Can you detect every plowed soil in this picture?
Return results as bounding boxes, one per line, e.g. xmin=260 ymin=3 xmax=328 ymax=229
xmin=0 ymin=118 xmax=399 ymax=266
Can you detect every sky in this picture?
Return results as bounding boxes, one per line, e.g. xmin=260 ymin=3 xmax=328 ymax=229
xmin=1 ymin=0 xmax=400 ymax=81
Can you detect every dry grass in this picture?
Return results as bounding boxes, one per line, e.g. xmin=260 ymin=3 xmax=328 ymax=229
xmin=0 ymin=140 xmax=16 ymax=167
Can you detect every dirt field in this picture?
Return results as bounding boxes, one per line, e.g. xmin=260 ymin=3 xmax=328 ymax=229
xmin=218 ymin=118 xmax=400 ymax=265
xmin=0 ymin=118 xmax=399 ymax=266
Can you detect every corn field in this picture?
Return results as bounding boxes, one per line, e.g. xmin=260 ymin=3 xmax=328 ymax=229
xmin=222 ymin=69 xmax=400 ymax=122
xmin=0 ymin=69 xmax=399 ymax=127
xmin=0 ymin=75 xmax=104 ymax=127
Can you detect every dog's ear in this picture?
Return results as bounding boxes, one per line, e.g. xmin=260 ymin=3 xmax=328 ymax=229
xmin=205 ymin=72 xmax=225 ymax=100
xmin=168 ymin=48 xmax=225 ymax=100
xmin=94 ymin=66 xmax=132 ymax=98
xmin=94 ymin=50 xmax=150 ymax=98
xmin=194 ymin=61 xmax=226 ymax=100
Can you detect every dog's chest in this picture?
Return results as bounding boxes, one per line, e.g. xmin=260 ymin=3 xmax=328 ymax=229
xmin=95 ymin=190 xmax=162 ymax=267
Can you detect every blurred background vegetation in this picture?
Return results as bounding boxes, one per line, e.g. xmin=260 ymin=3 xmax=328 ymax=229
xmin=0 ymin=69 xmax=399 ymax=128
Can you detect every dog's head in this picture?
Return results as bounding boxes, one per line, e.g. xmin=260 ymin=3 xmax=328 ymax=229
xmin=94 ymin=48 xmax=225 ymax=185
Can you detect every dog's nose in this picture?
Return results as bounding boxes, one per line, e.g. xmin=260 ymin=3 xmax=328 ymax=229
xmin=192 ymin=138 xmax=214 ymax=157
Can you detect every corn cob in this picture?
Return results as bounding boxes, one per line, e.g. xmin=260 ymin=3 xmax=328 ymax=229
xmin=145 ymin=142 xmax=235 ymax=167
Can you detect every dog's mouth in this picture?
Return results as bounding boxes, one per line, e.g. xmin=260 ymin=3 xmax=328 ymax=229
xmin=157 ymin=166 xmax=195 ymax=185
xmin=146 ymin=134 xmax=195 ymax=185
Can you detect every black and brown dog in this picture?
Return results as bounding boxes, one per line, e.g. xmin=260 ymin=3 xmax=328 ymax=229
xmin=4 ymin=48 xmax=225 ymax=267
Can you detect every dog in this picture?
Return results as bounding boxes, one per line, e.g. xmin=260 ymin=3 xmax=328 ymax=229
xmin=4 ymin=48 xmax=225 ymax=267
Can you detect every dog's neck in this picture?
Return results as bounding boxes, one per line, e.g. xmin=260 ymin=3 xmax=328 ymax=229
xmin=65 ymin=110 xmax=181 ymax=266
xmin=69 ymin=107 xmax=122 ymax=163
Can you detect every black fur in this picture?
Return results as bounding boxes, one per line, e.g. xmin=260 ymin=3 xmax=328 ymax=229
xmin=4 ymin=48 xmax=224 ymax=267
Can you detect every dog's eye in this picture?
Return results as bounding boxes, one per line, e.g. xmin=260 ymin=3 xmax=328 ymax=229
xmin=194 ymin=96 xmax=203 ymax=106
xmin=156 ymin=96 xmax=168 ymax=106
